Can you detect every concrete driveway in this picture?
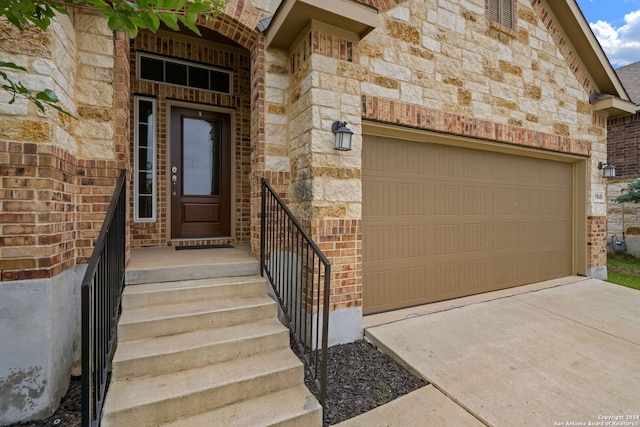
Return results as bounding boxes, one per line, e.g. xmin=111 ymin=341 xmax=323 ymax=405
xmin=351 ymin=277 xmax=640 ymax=426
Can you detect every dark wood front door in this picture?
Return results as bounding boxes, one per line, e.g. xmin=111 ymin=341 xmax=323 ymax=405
xmin=170 ymin=106 xmax=231 ymax=239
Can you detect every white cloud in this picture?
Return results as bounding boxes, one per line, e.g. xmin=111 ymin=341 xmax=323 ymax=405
xmin=590 ymin=9 xmax=640 ymax=67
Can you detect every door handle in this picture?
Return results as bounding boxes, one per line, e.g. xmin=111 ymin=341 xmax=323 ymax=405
xmin=171 ymin=166 xmax=178 ymax=195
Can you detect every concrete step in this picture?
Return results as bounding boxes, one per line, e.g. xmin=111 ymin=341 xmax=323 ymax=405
xmin=112 ymin=318 xmax=290 ymax=380
xmin=122 ymin=275 xmax=267 ymax=310
xmin=101 ymin=348 xmax=304 ymax=427
xmin=118 ymin=295 xmax=277 ymax=341
xmin=126 ymin=260 xmax=260 ymax=285
xmin=163 ymin=384 xmax=322 ymax=427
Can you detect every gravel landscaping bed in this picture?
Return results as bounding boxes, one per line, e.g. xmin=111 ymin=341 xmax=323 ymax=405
xmin=7 ymin=340 xmax=426 ymax=427
xmin=321 ymin=340 xmax=428 ymax=425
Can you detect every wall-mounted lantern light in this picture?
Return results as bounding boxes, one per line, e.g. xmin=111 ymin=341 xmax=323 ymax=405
xmin=332 ymin=121 xmax=353 ymax=151
xmin=598 ymin=161 xmax=616 ymax=178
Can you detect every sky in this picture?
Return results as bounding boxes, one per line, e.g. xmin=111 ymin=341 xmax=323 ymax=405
xmin=575 ymin=0 xmax=640 ymax=68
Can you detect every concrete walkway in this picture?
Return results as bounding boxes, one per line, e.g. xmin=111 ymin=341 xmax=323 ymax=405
xmin=345 ymin=277 xmax=640 ymax=426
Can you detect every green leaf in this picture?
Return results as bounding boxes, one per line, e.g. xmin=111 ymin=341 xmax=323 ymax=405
xmin=135 ymin=0 xmax=151 ymax=8
xmin=35 ymin=89 xmax=59 ymax=102
xmin=47 ymin=102 xmax=76 ymax=118
xmin=106 ymin=13 xmax=128 ymax=32
xmin=187 ymin=2 xmax=213 ymax=13
xmin=129 ymin=15 xmax=147 ymax=29
xmin=15 ymin=82 xmax=31 ymax=95
xmin=186 ymin=12 xmax=199 ymax=22
xmin=177 ymin=14 xmax=201 ymax=35
xmin=158 ymin=11 xmax=179 ymax=30
xmin=33 ymin=99 xmax=47 ymax=114
xmin=140 ymin=11 xmax=160 ymax=32
xmin=0 ymin=62 xmax=27 ymax=71
xmin=164 ymin=0 xmax=188 ymax=11
xmin=82 ymin=0 xmax=111 ymax=8
xmin=5 ymin=10 xmax=25 ymax=29
xmin=48 ymin=3 xmax=69 ymax=14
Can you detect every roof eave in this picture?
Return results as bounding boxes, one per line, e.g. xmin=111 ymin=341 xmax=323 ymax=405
xmin=263 ymin=0 xmax=378 ymax=51
xmin=591 ymin=97 xmax=639 ymax=118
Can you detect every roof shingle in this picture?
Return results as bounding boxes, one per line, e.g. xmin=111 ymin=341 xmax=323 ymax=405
xmin=616 ymin=61 xmax=640 ymax=105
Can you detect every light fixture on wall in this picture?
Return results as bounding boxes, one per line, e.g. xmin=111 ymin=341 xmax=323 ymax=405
xmin=598 ymin=161 xmax=616 ymax=178
xmin=332 ymin=121 xmax=353 ymax=151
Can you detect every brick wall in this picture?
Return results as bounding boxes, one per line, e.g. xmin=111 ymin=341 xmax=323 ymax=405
xmin=588 ymin=216 xmax=608 ymax=268
xmin=607 ymin=112 xmax=640 ymax=180
xmin=0 ymin=12 xmax=126 ymax=282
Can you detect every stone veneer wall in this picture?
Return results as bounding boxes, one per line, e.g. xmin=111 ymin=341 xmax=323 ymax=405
xmin=258 ymin=0 xmax=612 ymax=331
xmin=0 ymin=11 xmax=128 ymax=424
xmin=287 ymin=27 xmax=365 ymax=319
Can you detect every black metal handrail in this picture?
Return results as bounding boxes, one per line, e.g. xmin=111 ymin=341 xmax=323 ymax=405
xmin=81 ymin=170 xmax=127 ymax=427
xmin=260 ymin=178 xmax=331 ymax=407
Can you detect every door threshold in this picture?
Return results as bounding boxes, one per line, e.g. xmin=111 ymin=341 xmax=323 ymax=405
xmin=175 ymin=244 xmax=234 ymax=250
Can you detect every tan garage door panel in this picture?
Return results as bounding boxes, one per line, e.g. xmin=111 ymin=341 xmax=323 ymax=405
xmin=363 ymin=135 xmax=573 ymax=314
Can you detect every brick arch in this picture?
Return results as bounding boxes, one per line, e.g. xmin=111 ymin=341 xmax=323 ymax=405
xmin=356 ymin=0 xmax=403 ymax=13
xmin=196 ymin=0 xmax=269 ymax=50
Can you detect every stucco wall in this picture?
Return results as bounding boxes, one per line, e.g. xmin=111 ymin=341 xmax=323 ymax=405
xmin=0 ymin=10 xmax=124 ymax=424
xmin=0 ymin=265 xmax=85 ymax=426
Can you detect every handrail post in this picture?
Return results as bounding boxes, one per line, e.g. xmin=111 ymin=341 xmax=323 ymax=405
xmin=320 ymin=264 xmax=330 ymax=406
xmin=260 ymin=178 xmax=266 ymax=278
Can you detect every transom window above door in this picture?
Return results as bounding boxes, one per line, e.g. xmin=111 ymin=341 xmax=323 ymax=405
xmin=137 ymin=52 xmax=232 ymax=95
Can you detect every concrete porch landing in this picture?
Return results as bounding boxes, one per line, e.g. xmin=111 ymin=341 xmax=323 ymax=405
xmin=126 ymin=244 xmax=259 ymax=284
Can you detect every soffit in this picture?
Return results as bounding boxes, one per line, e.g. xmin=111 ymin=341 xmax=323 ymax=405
xmin=591 ymin=96 xmax=639 ymax=118
xmin=263 ymin=0 xmax=378 ymax=50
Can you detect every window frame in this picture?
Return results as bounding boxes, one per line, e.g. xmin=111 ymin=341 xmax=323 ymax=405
xmin=487 ymin=0 xmax=517 ymax=33
xmin=134 ymin=96 xmax=157 ymax=222
xmin=136 ymin=52 xmax=233 ymax=95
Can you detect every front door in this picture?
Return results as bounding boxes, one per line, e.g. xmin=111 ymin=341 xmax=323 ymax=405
xmin=170 ymin=106 xmax=231 ymax=239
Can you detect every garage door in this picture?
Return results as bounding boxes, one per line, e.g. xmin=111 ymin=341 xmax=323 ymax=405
xmin=363 ymin=135 xmax=574 ymax=314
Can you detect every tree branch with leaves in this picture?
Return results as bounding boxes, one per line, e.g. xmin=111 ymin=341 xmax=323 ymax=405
xmin=615 ymin=179 xmax=640 ymax=204
xmin=0 ymin=0 xmax=226 ymax=116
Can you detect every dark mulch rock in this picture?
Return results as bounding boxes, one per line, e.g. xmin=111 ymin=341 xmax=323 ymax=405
xmin=321 ymin=340 xmax=428 ymax=425
xmin=7 ymin=341 xmax=426 ymax=427
xmin=6 ymin=376 xmax=81 ymax=427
